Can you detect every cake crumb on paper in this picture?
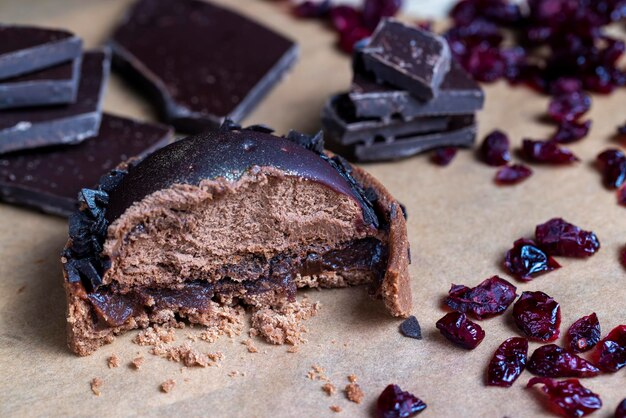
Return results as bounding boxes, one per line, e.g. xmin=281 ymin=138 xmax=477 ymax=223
xmin=90 ymin=378 xmax=103 ymax=396
xmin=242 ymin=339 xmax=258 ymax=353
xmin=107 ymin=354 xmax=120 ymax=368
xmin=133 ymin=325 xmax=175 ymax=346
xmin=160 ymin=379 xmax=175 ymax=393
xmin=151 ymin=343 xmax=224 ymax=367
xmin=250 ymin=299 xmax=320 ymax=346
xmin=330 ymin=405 xmax=342 ymax=413
xmin=130 ymin=356 xmax=144 ymax=370
xmin=322 ymin=383 xmax=336 ymax=396
xmin=306 ymin=365 xmax=328 ymax=381
xmin=345 ymin=382 xmax=364 ymax=404
xmin=347 ymin=374 xmax=357 ymax=383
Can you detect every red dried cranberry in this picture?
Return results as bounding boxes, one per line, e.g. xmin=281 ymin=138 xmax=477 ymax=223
xmin=596 ymin=149 xmax=626 ymax=189
xmin=551 ymin=120 xmax=592 ymax=144
xmin=486 ymin=337 xmax=528 ymax=387
xmin=616 ymin=399 xmax=626 ymax=418
xmin=431 ymin=147 xmax=457 ymax=166
xmin=330 ymin=6 xmax=361 ymax=33
xmin=591 ymin=325 xmax=626 ymax=372
xmin=621 ymin=245 xmax=626 ymax=268
xmin=376 ymin=384 xmax=426 ymax=418
xmin=293 ymin=0 xmax=331 ymax=18
xmin=462 ymin=45 xmax=506 ymax=82
xmin=535 ymin=218 xmax=600 ymax=258
xmin=444 ymin=276 xmax=517 ymax=320
xmin=338 ymin=25 xmax=371 ymax=53
xmin=480 ymin=130 xmax=510 ymax=166
xmin=550 ymin=78 xmax=583 ymax=96
xmin=504 ymin=238 xmax=561 ymax=281
xmin=528 ymin=344 xmax=600 ymax=378
xmin=436 ymin=312 xmax=485 ymax=349
xmin=362 ymin=0 xmax=402 ymax=31
xmin=619 ymin=184 xmax=626 ymax=207
xmin=513 ymin=291 xmax=561 ymax=342
xmin=527 ymin=377 xmax=602 ymax=418
xmin=548 ymin=92 xmax=591 ymax=123
xmin=567 ymin=313 xmax=601 ymax=353
xmin=495 ymin=164 xmax=533 ymax=185
xmin=522 ymin=139 xmax=579 ymax=165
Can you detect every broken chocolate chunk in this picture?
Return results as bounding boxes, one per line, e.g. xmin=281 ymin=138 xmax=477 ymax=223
xmin=0 ymin=51 xmax=110 ymax=154
xmin=399 ymin=315 xmax=422 ymax=339
xmin=0 ymin=25 xmax=82 ymax=80
xmin=361 ymin=19 xmax=451 ymax=101
xmin=0 ymin=57 xmax=81 ymax=109
xmin=0 ymin=114 xmax=173 ymax=216
xmin=110 ymin=0 xmax=298 ymax=133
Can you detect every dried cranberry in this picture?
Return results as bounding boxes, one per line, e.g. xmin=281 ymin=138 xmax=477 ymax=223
xmin=495 ymin=164 xmax=533 ymax=185
xmin=522 ymin=139 xmax=579 ymax=165
xmin=338 ymin=25 xmax=371 ymax=53
xmin=551 ymin=120 xmax=592 ymax=144
xmin=436 ymin=312 xmax=485 ymax=349
xmin=462 ymin=45 xmax=506 ymax=82
xmin=596 ymin=149 xmax=626 ymax=189
xmin=444 ymin=276 xmax=517 ymax=320
xmin=621 ymin=245 xmax=626 ymax=268
xmin=535 ymin=218 xmax=600 ymax=258
xmin=548 ymin=92 xmax=591 ymax=123
xmin=504 ymin=238 xmax=561 ymax=281
xmin=431 ymin=147 xmax=457 ymax=166
xmin=528 ymin=344 xmax=600 ymax=378
xmin=330 ymin=6 xmax=361 ymax=33
xmin=486 ymin=337 xmax=528 ymax=387
xmin=619 ymin=184 xmax=626 ymax=207
xmin=480 ymin=130 xmax=510 ymax=166
xmin=293 ymin=0 xmax=331 ymax=18
xmin=513 ymin=291 xmax=561 ymax=342
xmin=550 ymin=78 xmax=583 ymax=96
xmin=616 ymin=399 xmax=626 ymax=418
xmin=376 ymin=384 xmax=426 ymax=418
xmin=362 ymin=0 xmax=402 ymax=31
xmin=527 ymin=377 xmax=602 ymax=418
xmin=591 ymin=324 xmax=626 ymax=372
xmin=567 ymin=313 xmax=601 ymax=353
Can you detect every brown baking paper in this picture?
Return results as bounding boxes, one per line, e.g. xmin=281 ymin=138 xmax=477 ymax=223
xmin=0 ymin=1 xmax=624 ymax=416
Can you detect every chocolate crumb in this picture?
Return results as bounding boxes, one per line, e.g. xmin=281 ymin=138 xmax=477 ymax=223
xmin=17 ymin=285 xmax=26 ymax=294
xmin=160 ymin=379 xmax=175 ymax=393
xmin=107 ymin=354 xmax=120 ymax=368
xmin=90 ymin=378 xmax=103 ymax=396
xmin=322 ymin=383 xmax=337 ymax=396
xmin=242 ymin=339 xmax=258 ymax=353
xmin=400 ymin=315 xmax=422 ymax=339
xmin=330 ymin=405 xmax=342 ymax=413
xmin=345 ymin=382 xmax=364 ymax=404
xmin=130 ymin=356 xmax=144 ymax=370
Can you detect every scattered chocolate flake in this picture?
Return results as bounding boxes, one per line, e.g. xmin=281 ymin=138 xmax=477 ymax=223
xmin=527 ymin=344 xmax=600 ymax=378
xmin=596 ymin=149 xmax=626 ymax=189
xmin=535 ymin=218 xmax=600 ymax=258
xmin=107 ymin=354 xmax=120 ymax=369
xmin=527 ymin=377 xmax=602 ymax=418
xmin=376 ymin=384 xmax=426 ymax=418
xmin=486 ymin=337 xmax=528 ymax=387
xmin=90 ymin=378 xmax=103 ymax=396
xmin=444 ymin=276 xmax=517 ymax=320
xmin=480 ymin=130 xmax=510 ymax=166
xmin=512 ymin=291 xmax=561 ymax=342
xmin=330 ymin=405 xmax=342 ymax=413
xmin=591 ymin=324 xmax=626 ymax=372
xmin=399 ymin=316 xmax=422 ymax=339
xmin=551 ymin=120 xmax=591 ymax=143
xmin=522 ymin=139 xmax=579 ymax=165
xmin=323 ymin=382 xmax=337 ymax=396
xmin=160 ymin=379 xmax=175 ymax=393
xmin=495 ymin=164 xmax=533 ymax=185
xmin=504 ymin=238 xmax=560 ymax=280
xmin=345 ymin=382 xmax=365 ymax=404
xmin=130 ymin=356 xmax=144 ymax=370
xmin=431 ymin=147 xmax=458 ymax=166
xmin=436 ymin=312 xmax=485 ymax=349
xmin=567 ymin=313 xmax=601 ymax=353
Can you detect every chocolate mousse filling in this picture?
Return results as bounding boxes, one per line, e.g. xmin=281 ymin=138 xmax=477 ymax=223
xmin=62 ymin=122 xmax=411 ymax=356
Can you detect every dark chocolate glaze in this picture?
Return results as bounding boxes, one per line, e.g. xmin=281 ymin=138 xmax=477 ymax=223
xmin=0 ymin=114 xmax=173 ymax=217
xmin=0 ymin=51 xmax=110 ymax=154
xmin=0 ymin=25 xmax=82 ymax=80
xmin=362 ymin=19 xmax=451 ymax=101
xmin=110 ymin=0 xmax=298 ymax=132
xmin=107 ymin=129 xmax=364 ymax=221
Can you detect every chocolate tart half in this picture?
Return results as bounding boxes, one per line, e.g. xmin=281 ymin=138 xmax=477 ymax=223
xmin=62 ymin=123 xmax=411 ymax=356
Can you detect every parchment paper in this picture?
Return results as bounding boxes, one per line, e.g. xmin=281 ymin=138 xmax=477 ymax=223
xmin=0 ymin=1 xmax=624 ymax=417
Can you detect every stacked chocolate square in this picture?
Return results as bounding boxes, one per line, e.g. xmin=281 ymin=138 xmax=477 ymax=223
xmin=0 ymin=25 xmax=173 ymax=216
xmin=323 ymin=19 xmax=484 ymax=162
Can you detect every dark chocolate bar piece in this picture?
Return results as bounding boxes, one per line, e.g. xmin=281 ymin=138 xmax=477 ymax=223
xmin=0 ymin=51 xmax=110 ymax=154
xmin=361 ymin=19 xmax=451 ymax=101
xmin=349 ymin=60 xmax=484 ymax=120
xmin=0 ymin=113 xmax=173 ymax=216
xmin=322 ymin=94 xmax=449 ymax=146
xmin=326 ymin=116 xmax=477 ymax=162
xmin=0 ymin=25 xmax=82 ymax=80
xmin=110 ymin=0 xmax=298 ymax=133
xmin=0 ymin=57 xmax=81 ymax=109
